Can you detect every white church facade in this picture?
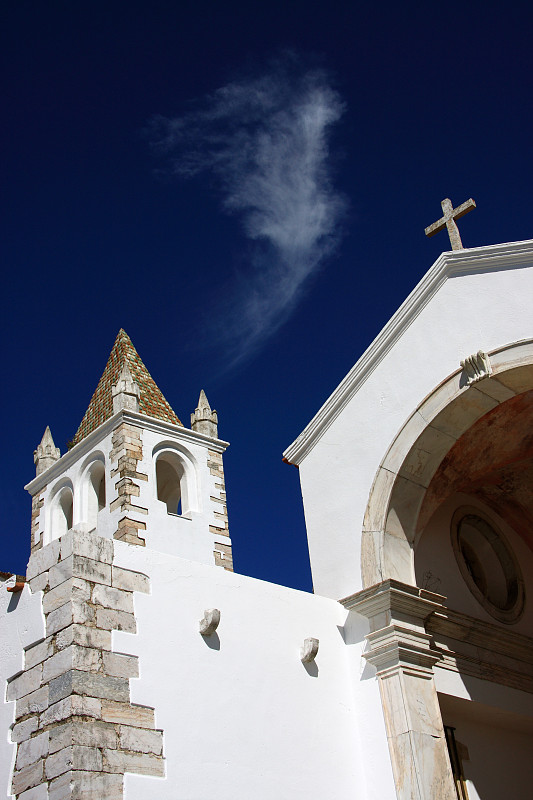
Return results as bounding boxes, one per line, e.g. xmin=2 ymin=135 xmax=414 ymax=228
xmin=1 ymin=237 xmax=533 ymax=799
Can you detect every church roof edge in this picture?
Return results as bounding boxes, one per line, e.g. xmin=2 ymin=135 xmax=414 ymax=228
xmin=283 ymin=239 xmax=533 ymax=466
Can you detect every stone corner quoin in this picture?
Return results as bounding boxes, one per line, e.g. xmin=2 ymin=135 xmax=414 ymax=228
xmin=7 ymin=529 xmax=164 ymax=800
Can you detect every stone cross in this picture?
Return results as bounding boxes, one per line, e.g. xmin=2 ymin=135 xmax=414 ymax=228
xmin=425 ymin=197 xmax=476 ymax=250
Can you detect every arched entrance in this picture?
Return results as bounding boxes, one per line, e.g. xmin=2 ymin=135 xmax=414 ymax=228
xmin=362 ymin=339 xmax=533 ymax=589
xmin=353 ymin=338 xmax=533 ymax=800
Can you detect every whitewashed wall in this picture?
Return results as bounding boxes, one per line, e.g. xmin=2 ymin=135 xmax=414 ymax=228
xmin=294 ymin=249 xmax=533 ymax=599
xmin=112 ymin=544 xmax=396 ymax=800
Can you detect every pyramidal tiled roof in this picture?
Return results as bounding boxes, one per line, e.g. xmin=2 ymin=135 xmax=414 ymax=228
xmin=71 ymin=329 xmax=182 ymax=446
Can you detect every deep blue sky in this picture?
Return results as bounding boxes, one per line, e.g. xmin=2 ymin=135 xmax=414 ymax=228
xmin=2 ymin=1 xmax=531 ymax=591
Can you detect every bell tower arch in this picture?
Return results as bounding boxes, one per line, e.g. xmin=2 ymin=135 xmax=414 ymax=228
xmin=25 ymin=329 xmax=233 ymax=571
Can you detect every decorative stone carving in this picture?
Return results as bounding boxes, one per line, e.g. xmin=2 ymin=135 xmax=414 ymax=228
xmin=300 ymin=637 xmax=319 ymax=663
xmin=460 ymin=350 xmax=492 ymax=385
xmin=427 ymin=606 xmax=533 ymax=693
xmin=199 ymin=608 xmax=220 ymax=636
xmin=450 ymin=506 xmax=525 ymax=624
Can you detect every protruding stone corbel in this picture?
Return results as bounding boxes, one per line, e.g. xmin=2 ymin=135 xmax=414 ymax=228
xmin=199 ymin=608 xmax=220 ymax=635
xmin=300 ymin=637 xmax=319 ymax=663
xmin=461 ymin=351 xmax=492 ymax=386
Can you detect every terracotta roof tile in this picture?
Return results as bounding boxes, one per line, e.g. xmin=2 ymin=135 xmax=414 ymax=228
xmin=71 ymin=329 xmax=182 ymax=445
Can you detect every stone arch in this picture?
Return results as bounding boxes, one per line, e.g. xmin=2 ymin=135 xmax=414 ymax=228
xmin=362 ymin=339 xmax=533 ymax=588
xmin=153 ymin=443 xmax=199 ymax=517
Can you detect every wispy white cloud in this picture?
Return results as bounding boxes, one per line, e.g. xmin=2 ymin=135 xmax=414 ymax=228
xmin=150 ymin=57 xmax=346 ymax=367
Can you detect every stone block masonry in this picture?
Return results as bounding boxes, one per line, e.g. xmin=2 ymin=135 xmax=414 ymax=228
xmin=208 ymin=450 xmax=233 ymax=572
xmin=30 ymin=492 xmax=45 ymax=555
xmin=110 ymin=423 xmax=148 ymax=547
xmin=7 ymin=530 xmax=164 ymax=799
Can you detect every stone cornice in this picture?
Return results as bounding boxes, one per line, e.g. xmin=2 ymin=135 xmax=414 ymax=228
xmin=428 ymin=607 xmax=533 ymax=668
xmin=283 ymin=239 xmax=533 ymax=465
xmin=342 ymin=581 xmax=445 ymax=678
xmin=25 ymin=410 xmax=229 ymax=495
xmin=341 ymin=579 xmax=446 ymax=627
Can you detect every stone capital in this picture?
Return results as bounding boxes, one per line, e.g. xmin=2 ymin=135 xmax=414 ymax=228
xmin=341 ymin=580 xmax=445 ymax=677
xmin=342 ymin=580 xmax=455 ymax=799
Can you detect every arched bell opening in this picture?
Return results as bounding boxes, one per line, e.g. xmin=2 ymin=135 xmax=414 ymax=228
xmin=156 ymin=451 xmax=187 ymax=516
xmin=50 ymin=484 xmax=74 ymax=542
xmin=86 ymin=459 xmax=106 ymax=531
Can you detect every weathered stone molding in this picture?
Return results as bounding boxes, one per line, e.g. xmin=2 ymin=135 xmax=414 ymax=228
xmin=7 ymin=531 xmax=164 ymax=799
xmin=427 ymin=607 xmax=533 ymax=694
xmin=208 ymin=449 xmax=233 ymax=572
xmin=343 ymin=580 xmax=456 ymax=800
xmin=110 ymin=423 xmax=148 ymax=546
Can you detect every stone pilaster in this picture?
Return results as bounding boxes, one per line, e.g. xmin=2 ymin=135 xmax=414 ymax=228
xmin=342 ymin=580 xmax=456 ymax=800
xmin=30 ymin=491 xmax=45 ymax=554
xmin=8 ymin=531 xmax=164 ymax=799
xmin=207 ymin=449 xmax=233 ymax=572
xmin=112 ymin=364 xmax=140 ymax=415
xmin=110 ymin=422 xmax=147 ymax=546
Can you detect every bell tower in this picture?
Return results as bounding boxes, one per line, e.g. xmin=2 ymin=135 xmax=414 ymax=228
xmin=25 ymin=329 xmax=233 ymax=571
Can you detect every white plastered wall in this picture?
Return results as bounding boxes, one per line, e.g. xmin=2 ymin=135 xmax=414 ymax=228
xmin=296 ymin=257 xmax=533 ymax=599
xmin=112 ymin=543 xmax=396 ymax=800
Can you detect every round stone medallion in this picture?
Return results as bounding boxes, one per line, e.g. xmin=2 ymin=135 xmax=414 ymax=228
xmin=451 ymin=507 xmax=525 ymax=624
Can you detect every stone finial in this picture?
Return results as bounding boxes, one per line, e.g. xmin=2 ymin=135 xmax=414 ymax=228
xmin=34 ymin=426 xmax=60 ymax=476
xmin=112 ymin=363 xmax=140 ymax=414
xmin=191 ymin=390 xmax=218 ymax=438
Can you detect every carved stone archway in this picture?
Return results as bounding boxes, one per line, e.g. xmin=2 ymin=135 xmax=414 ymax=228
xmin=350 ymin=339 xmax=533 ymax=800
xmin=361 ymin=339 xmax=533 ymax=590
